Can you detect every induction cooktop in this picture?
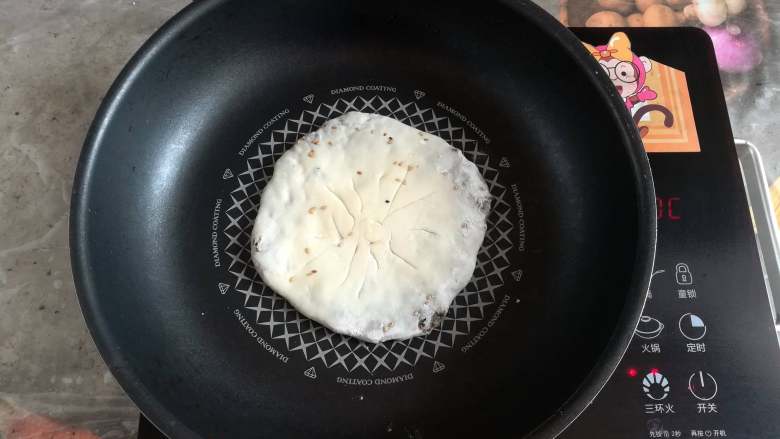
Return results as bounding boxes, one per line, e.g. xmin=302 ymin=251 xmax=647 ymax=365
xmin=137 ymin=27 xmax=780 ymax=439
xmin=559 ymin=27 xmax=780 ymax=439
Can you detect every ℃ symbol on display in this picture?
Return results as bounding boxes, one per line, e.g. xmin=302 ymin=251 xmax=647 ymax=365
xmin=432 ymin=361 xmax=446 ymax=373
xmin=413 ymin=90 xmax=425 ymax=100
xmin=222 ymin=168 xmax=234 ymax=180
xmin=302 ymin=94 xmax=315 ymax=104
xmin=304 ymin=367 xmax=317 ymax=379
xmin=218 ymin=283 xmax=230 ymax=295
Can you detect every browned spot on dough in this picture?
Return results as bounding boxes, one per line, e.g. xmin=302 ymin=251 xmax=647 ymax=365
xmin=308 ymin=150 xmax=315 ymax=158
xmin=308 ymin=207 xmax=316 ymax=214
xmin=304 ymin=248 xmax=310 ymax=255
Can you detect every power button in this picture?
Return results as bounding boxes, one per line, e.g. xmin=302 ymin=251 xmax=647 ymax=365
xmin=688 ymin=371 xmax=718 ymax=401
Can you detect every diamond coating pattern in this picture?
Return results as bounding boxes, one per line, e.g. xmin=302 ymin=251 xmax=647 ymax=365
xmin=223 ymin=96 xmax=514 ymax=372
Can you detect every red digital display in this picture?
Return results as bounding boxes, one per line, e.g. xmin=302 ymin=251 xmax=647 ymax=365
xmin=656 ymin=197 xmax=681 ymax=221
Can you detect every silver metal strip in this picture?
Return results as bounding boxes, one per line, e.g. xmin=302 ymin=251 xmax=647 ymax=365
xmin=735 ymin=139 xmax=780 ymax=333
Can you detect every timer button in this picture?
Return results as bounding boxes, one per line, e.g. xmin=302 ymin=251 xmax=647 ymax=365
xmin=679 ymin=313 xmax=707 ymax=341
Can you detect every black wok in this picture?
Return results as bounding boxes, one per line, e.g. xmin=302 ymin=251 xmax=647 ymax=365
xmin=71 ymin=1 xmax=656 ymax=437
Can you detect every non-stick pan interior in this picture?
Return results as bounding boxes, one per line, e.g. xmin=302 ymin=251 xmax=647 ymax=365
xmin=72 ymin=1 xmax=654 ymax=437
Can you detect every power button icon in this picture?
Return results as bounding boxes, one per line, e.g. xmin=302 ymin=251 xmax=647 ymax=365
xmin=688 ymin=371 xmax=718 ymax=401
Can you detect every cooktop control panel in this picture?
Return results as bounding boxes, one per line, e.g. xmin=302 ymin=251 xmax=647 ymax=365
xmin=561 ymin=28 xmax=780 ymax=439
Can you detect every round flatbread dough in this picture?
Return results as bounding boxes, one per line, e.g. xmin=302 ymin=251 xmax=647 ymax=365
xmin=251 ymin=112 xmax=490 ymax=343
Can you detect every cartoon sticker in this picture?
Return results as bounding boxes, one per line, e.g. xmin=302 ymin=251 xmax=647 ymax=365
xmin=584 ymin=32 xmax=701 ymax=153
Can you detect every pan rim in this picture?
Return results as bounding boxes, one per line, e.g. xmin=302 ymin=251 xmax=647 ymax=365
xmin=515 ymin=8 xmax=656 ymax=439
xmin=70 ymin=1 xmax=657 ymax=438
xmin=512 ymin=3 xmax=657 ymax=436
xmin=516 ymin=10 xmax=658 ymax=439
xmin=70 ymin=1 xmax=225 ymax=437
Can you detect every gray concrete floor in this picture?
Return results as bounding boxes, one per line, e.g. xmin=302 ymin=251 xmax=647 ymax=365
xmin=0 ymin=0 xmax=776 ymax=438
xmin=0 ymin=1 xmax=188 ymax=437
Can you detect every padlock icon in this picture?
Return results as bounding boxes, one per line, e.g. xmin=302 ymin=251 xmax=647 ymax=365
xmin=675 ymin=263 xmax=693 ymax=285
